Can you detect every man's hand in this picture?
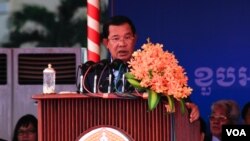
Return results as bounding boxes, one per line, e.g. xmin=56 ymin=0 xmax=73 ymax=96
xmin=185 ymin=102 xmax=200 ymax=123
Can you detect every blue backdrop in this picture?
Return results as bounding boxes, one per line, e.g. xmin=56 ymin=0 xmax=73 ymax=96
xmin=109 ymin=0 xmax=250 ymax=127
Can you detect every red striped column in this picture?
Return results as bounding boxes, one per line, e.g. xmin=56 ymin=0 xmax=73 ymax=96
xmin=87 ymin=0 xmax=100 ymax=62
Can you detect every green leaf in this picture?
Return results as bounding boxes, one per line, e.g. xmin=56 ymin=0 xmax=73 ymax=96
xmin=167 ymin=95 xmax=174 ymax=112
xmin=180 ymin=99 xmax=186 ymax=114
xmin=125 ymin=72 xmax=135 ymax=79
xmin=126 ymin=78 xmax=143 ymax=89
xmin=147 ymin=89 xmax=161 ymax=111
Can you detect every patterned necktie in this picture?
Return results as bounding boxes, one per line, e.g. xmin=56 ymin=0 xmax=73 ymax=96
xmin=113 ymin=69 xmax=123 ymax=93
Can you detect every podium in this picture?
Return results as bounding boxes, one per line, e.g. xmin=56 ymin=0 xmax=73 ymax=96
xmin=32 ymin=93 xmax=200 ymax=141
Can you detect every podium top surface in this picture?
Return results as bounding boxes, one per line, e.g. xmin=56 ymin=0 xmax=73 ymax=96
xmin=32 ymin=93 xmax=145 ymax=100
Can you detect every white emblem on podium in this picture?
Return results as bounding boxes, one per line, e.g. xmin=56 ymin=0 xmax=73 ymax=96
xmin=78 ymin=127 xmax=130 ymax=141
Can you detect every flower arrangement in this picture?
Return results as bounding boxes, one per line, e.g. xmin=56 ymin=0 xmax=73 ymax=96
xmin=125 ymin=38 xmax=193 ymax=113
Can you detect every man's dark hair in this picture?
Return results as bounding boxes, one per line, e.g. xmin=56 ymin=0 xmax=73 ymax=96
xmin=102 ymin=15 xmax=136 ymax=39
xmin=241 ymin=102 xmax=250 ymax=120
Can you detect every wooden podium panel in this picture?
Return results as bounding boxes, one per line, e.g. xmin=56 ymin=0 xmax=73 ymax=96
xmin=32 ymin=94 xmax=200 ymax=141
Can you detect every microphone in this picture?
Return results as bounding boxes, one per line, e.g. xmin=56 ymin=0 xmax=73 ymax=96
xmin=91 ymin=59 xmax=110 ymax=93
xmin=92 ymin=59 xmax=110 ymax=72
xmin=77 ymin=61 xmax=95 ymax=93
xmin=109 ymin=59 xmax=125 ymax=70
xmin=80 ymin=61 xmax=95 ymax=93
xmin=109 ymin=59 xmax=127 ymax=94
xmin=80 ymin=61 xmax=95 ymax=74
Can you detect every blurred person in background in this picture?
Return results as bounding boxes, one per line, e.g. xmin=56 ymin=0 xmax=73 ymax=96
xmin=199 ymin=117 xmax=207 ymax=141
xmin=12 ymin=114 xmax=38 ymax=141
xmin=241 ymin=101 xmax=250 ymax=125
xmin=0 ymin=138 xmax=7 ymax=141
xmin=205 ymin=99 xmax=240 ymax=141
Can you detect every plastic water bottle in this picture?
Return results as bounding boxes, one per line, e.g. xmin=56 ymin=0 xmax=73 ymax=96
xmin=43 ymin=63 xmax=56 ymax=94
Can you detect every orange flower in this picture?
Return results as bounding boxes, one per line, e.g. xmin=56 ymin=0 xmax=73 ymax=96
xmin=126 ymin=39 xmax=192 ymax=112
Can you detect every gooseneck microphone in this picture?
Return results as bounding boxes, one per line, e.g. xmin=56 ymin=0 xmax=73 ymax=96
xmin=81 ymin=59 xmax=128 ymax=94
xmin=81 ymin=61 xmax=95 ymax=93
xmin=77 ymin=61 xmax=95 ymax=93
xmin=109 ymin=59 xmax=127 ymax=93
xmin=92 ymin=59 xmax=110 ymax=93
xmin=95 ymin=59 xmax=124 ymax=93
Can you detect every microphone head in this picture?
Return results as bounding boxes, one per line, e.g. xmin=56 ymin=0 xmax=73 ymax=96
xmin=95 ymin=59 xmax=110 ymax=69
xmin=110 ymin=59 xmax=125 ymax=70
xmin=84 ymin=61 xmax=95 ymax=67
xmin=81 ymin=61 xmax=95 ymax=73
xmin=87 ymin=59 xmax=110 ymax=74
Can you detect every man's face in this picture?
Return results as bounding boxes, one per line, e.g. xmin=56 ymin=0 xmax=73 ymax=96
xmin=103 ymin=23 xmax=137 ymax=62
xmin=209 ymin=106 xmax=229 ymax=139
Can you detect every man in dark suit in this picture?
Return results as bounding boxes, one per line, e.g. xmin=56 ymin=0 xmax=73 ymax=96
xmin=83 ymin=15 xmax=200 ymax=123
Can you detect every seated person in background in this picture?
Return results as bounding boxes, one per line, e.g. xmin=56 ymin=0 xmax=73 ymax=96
xmin=241 ymin=101 xmax=250 ymax=124
xmin=205 ymin=99 xmax=240 ymax=141
xmin=12 ymin=114 xmax=38 ymax=141
xmin=84 ymin=15 xmax=200 ymax=123
xmin=199 ymin=117 xmax=207 ymax=141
